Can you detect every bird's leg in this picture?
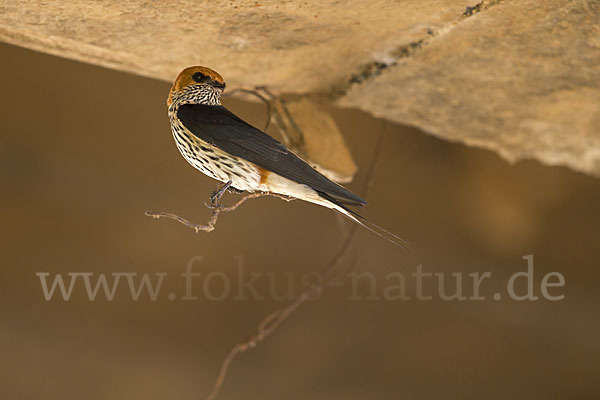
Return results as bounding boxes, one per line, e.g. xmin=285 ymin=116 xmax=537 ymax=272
xmin=210 ymin=180 xmax=232 ymax=208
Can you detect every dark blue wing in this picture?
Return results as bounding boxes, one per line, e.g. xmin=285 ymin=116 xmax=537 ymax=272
xmin=177 ymin=104 xmax=366 ymax=206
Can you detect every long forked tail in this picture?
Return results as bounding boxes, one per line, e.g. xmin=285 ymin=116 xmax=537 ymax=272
xmin=318 ymin=192 xmax=410 ymax=250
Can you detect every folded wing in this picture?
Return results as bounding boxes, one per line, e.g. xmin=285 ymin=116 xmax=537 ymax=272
xmin=177 ymin=104 xmax=366 ymax=206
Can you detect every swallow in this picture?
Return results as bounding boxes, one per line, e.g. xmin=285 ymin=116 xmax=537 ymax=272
xmin=167 ymin=66 xmax=406 ymax=247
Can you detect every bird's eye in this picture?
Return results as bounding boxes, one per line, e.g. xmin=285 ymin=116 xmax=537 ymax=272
xmin=192 ymin=72 xmax=210 ymax=83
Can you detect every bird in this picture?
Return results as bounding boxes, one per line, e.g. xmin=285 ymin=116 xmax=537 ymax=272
xmin=167 ymin=66 xmax=407 ymax=248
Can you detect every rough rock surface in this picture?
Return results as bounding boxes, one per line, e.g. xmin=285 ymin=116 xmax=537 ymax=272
xmin=338 ymin=0 xmax=600 ymax=176
xmin=1 ymin=0 xmax=598 ymax=176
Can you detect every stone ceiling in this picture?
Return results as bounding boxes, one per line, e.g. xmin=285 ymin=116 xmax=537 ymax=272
xmin=1 ymin=0 xmax=599 ymax=176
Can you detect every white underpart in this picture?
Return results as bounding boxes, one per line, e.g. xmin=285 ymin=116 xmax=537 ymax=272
xmin=263 ymin=172 xmax=363 ymax=225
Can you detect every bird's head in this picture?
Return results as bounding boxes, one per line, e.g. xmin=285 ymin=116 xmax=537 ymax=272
xmin=167 ymin=66 xmax=226 ymax=107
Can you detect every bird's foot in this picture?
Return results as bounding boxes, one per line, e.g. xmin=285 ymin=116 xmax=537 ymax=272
xmin=227 ymin=186 xmax=245 ymax=195
xmin=209 ymin=180 xmax=233 ymax=208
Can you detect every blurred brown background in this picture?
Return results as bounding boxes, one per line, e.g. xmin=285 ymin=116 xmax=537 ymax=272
xmin=1 ymin=42 xmax=599 ymax=399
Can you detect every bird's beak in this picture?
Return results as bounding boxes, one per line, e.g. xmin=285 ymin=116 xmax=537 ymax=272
xmin=211 ymin=81 xmax=226 ymax=90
